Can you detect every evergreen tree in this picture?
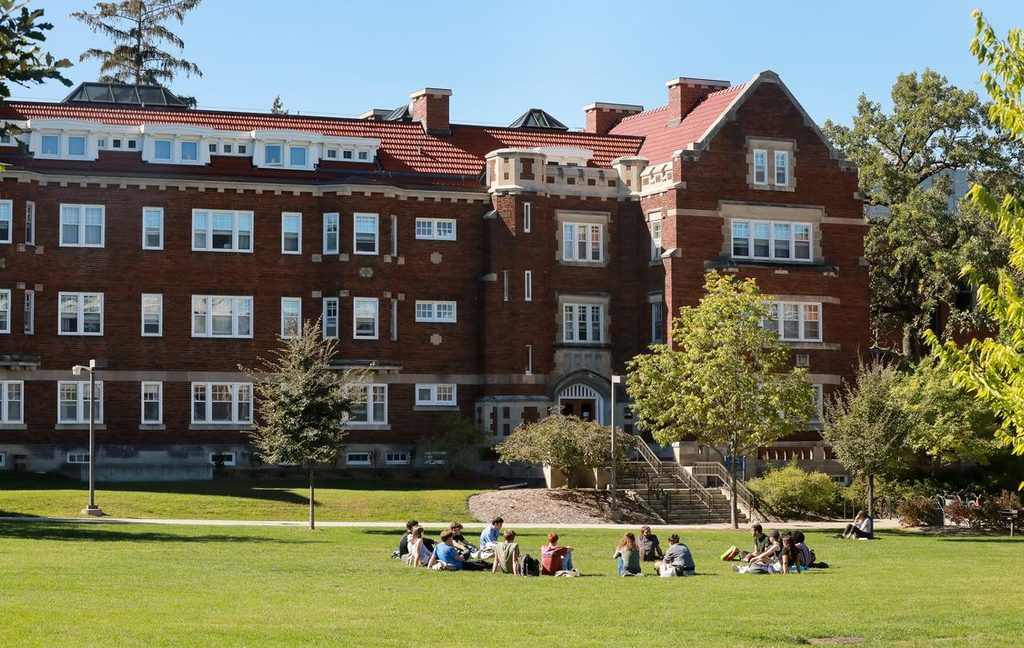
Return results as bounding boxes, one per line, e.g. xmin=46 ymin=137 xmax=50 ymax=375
xmin=0 ymin=0 xmax=72 ymax=134
xmin=72 ymin=0 xmax=202 ymax=105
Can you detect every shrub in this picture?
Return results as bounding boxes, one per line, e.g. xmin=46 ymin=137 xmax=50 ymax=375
xmin=746 ymin=464 xmax=840 ymax=519
xmin=897 ymin=495 xmax=939 ymax=526
xmin=942 ymin=499 xmax=973 ymax=526
xmin=421 ymin=414 xmax=487 ymax=475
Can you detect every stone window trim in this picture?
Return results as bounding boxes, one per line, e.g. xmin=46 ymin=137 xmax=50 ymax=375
xmin=554 ymin=210 xmax=610 ymax=267
xmin=718 ymin=204 xmax=823 ymax=263
xmin=556 ymin=292 xmax=610 ymax=345
xmin=647 ymin=210 xmax=663 ymax=265
xmin=746 ymin=137 xmax=796 ymax=192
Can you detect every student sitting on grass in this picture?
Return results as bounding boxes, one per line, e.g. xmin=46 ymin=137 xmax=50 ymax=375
xmin=449 ymin=522 xmax=478 ymax=560
xmin=638 ymin=526 xmax=664 ymax=562
xmin=479 ymin=517 xmax=504 ymax=552
xmin=613 ymin=532 xmax=643 ymax=576
xmin=540 ymin=532 xmax=577 ymax=575
xmin=492 ymin=529 xmax=521 ymax=575
xmin=793 ymin=531 xmax=816 ymax=568
xmin=741 ymin=529 xmax=780 ymax=565
xmin=407 ymin=526 xmax=433 ymax=567
xmin=842 ymin=510 xmax=874 ymax=539
xmin=722 ymin=523 xmax=771 ymax=562
xmin=397 ymin=519 xmax=419 ymax=558
xmin=427 ymin=530 xmax=465 ymax=571
xmin=656 ymin=534 xmax=696 ymax=577
xmin=779 ymin=535 xmax=801 ymax=574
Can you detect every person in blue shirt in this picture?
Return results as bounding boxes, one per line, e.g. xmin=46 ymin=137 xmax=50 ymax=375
xmin=479 ymin=517 xmax=504 ymax=550
xmin=428 ymin=530 xmax=465 ymax=571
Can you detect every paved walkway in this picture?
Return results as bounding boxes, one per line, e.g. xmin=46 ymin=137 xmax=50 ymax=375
xmin=0 ymin=515 xmax=904 ymax=531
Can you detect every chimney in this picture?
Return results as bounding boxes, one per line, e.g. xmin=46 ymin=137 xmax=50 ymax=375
xmin=583 ymin=102 xmax=644 ymax=135
xmin=665 ymin=77 xmax=730 ymax=124
xmin=410 ymin=87 xmax=452 ymax=136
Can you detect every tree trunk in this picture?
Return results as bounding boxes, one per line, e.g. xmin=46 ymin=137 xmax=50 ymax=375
xmin=902 ymin=327 xmax=912 ymax=360
xmin=729 ymin=441 xmax=738 ymax=529
xmin=308 ymin=467 xmax=316 ymax=531
xmin=867 ymin=473 xmax=875 ymax=520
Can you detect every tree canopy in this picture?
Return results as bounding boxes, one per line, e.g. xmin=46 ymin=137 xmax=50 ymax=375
xmin=0 ymin=0 xmax=72 ymax=133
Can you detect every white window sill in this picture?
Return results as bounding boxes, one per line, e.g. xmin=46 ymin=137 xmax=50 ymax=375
xmin=139 ymin=424 xmax=165 ymax=430
xmin=190 ymin=249 xmax=254 ymax=254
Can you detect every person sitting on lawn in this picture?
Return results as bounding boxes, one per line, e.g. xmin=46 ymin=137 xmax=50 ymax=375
xmin=842 ymin=510 xmax=874 ymax=539
xmin=408 ymin=526 xmax=433 ymax=567
xmin=480 ymin=517 xmax=504 ymax=552
xmin=613 ymin=532 xmax=643 ymax=576
xmin=638 ymin=525 xmax=664 ymax=562
xmin=540 ymin=532 xmax=577 ymax=575
xmin=449 ymin=522 xmax=478 ymax=560
xmin=779 ymin=535 xmax=801 ymax=574
xmin=656 ymin=534 xmax=696 ymax=576
xmin=397 ymin=519 xmax=419 ymax=558
xmin=793 ymin=531 xmax=816 ymax=568
xmin=746 ymin=530 xmax=781 ymax=564
xmin=492 ymin=529 xmax=521 ymax=575
xmin=721 ymin=523 xmax=772 ymax=562
xmin=427 ymin=530 xmax=465 ymax=571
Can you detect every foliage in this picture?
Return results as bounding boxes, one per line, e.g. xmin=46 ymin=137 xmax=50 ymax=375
xmin=928 ymin=12 xmax=1024 ymax=476
xmin=420 ymin=414 xmax=486 ymax=475
xmin=897 ymin=495 xmax=939 ymax=527
xmin=746 ymin=464 xmax=839 ymax=519
xmin=270 ymin=94 xmax=287 ymax=115
xmin=823 ymin=69 xmax=1021 ymax=358
xmin=72 ymin=0 xmax=202 ymax=105
xmin=495 ymin=413 xmax=636 ymax=480
xmin=0 ymin=0 xmax=72 ymax=136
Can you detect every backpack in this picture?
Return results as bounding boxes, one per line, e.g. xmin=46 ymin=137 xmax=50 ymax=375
xmin=521 ymin=553 xmax=540 ymax=577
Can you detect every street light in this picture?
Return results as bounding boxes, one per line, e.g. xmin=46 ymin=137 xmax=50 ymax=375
xmin=610 ymin=374 xmax=622 ymax=512
xmin=72 ymin=359 xmax=103 ymax=516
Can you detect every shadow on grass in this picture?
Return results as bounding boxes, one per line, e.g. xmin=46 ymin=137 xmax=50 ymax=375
xmin=0 ymin=522 xmax=325 ymax=544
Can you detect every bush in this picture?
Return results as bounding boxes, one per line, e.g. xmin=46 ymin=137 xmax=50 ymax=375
xmin=746 ymin=464 xmax=840 ymax=519
xmin=897 ymin=495 xmax=939 ymax=526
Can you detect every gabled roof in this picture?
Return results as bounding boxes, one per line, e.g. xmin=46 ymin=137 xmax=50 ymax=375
xmin=508 ymin=108 xmax=568 ymax=130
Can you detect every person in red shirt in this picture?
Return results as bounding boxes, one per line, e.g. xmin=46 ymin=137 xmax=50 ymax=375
xmin=540 ymin=532 xmax=577 ymax=575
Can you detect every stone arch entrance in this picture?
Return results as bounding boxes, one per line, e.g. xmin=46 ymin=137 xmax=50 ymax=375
xmin=552 ymin=370 xmax=611 ymax=424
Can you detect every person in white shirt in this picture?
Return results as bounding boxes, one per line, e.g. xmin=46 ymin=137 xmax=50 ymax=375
xmin=843 ymin=510 xmax=873 ymax=539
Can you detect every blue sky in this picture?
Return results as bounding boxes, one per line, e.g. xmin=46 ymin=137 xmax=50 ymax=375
xmin=17 ymin=0 xmax=1024 ymax=128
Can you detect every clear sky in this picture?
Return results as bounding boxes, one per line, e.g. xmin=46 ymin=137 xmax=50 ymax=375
xmin=15 ymin=0 xmax=1024 ymax=129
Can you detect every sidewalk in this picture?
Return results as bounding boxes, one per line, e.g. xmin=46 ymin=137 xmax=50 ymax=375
xmin=0 ymin=516 xmax=904 ymax=531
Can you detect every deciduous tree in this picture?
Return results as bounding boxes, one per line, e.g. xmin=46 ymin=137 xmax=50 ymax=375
xmin=626 ymin=272 xmax=815 ymax=527
xmin=0 ymin=1 xmax=72 ymax=135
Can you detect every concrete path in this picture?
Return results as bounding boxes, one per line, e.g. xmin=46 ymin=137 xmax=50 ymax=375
xmin=0 ymin=515 xmax=904 ymax=531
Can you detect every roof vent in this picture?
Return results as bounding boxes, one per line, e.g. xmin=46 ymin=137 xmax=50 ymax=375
xmin=62 ymin=82 xmax=189 ymax=108
xmin=509 ymin=108 xmax=568 ymax=130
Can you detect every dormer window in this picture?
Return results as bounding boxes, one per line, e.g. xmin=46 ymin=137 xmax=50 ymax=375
xmin=154 ymin=139 xmax=172 ymax=161
xmin=288 ymin=146 xmax=307 ymax=167
xmin=342 ymin=150 xmax=352 ymax=159
xmin=237 ymin=144 xmax=247 ymax=154
xmin=223 ymin=144 xmax=233 ymax=154
xmin=112 ymin=139 xmax=122 ymax=149
xmin=127 ymin=139 xmax=138 ymax=149
xmin=357 ymin=151 xmax=368 ymax=160
xmin=264 ymin=144 xmax=283 ymax=165
xmin=67 ymin=136 xmax=86 ymax=157
xmin=40 ymin=135 xmax=59 ymax=156
xmin=180 ymin=141 xmax=199 ymax=161
xmin=326 ymin=148 xmax=337 ymax=159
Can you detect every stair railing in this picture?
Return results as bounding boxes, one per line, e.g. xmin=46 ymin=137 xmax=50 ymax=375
xmin=628 ymin=441 xmax=672 ymax=515
xmin=692 ymin=461 xmax=769 ymax=523
xmin=633 ymin=440 xmax=715 ymax=520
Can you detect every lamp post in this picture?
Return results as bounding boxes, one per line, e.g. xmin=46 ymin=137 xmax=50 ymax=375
xmin=72 ymin=359 xmax=103 ymax=516
xmin=610 ymin=374 xmax=622 ymax=512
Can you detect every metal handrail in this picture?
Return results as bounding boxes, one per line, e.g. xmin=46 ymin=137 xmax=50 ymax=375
xmin=693 ymin=461 xmax=764 ymax=522
xmin=632 ymin=441 xmax=714 ymax=518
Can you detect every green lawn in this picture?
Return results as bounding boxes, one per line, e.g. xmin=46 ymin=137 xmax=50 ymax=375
xmin=0 ymin=523 xmax=1021 ymax=647
xmin=0 ymin=474 xmax=484 ymax=522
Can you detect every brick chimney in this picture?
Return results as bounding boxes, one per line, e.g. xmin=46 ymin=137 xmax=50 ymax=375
xmin=665 ymin=77 xmax=730 ymax=125
xmin=410 ymin=87 xmax=452 ymax=136
xmin=583 ymin=102 xmax=644 ymax=135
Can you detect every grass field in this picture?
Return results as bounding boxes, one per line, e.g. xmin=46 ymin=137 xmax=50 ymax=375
xmin=0 ymin=474 xmax=484 ymax=521
xmin=0 ymin=522 xmax=1021 ymax=647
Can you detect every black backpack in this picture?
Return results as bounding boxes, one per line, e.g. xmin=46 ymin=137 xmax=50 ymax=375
xmin=521 ymin=553 xmax=540 ymax=577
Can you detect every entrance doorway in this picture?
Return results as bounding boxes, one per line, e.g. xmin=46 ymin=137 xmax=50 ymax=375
xmin=561 ymin=398 xmax=597 ymax=421
xmin=556 ymin=383 xmax=604 ymax=424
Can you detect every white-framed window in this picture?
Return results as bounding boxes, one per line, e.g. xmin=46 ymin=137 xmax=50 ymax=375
xmin=811 ymin=384 xmax=824 ymax=421
xmin=753 ymin=149 xmax=768 ymax=185
xmin=191 ymin=382 xmax=252 ymax=424
xmin=348 ymin=384 xmax=387 ymax=425
xmin=323 ymin=212 xmax=339 ymax=254
xmin=563 ymin=303 xmax=604 ymax=343
xmin=264 ymin=143 xmax=283 ymax=165
xmin=141 ymin=293 xmax=162 ymax=336
xmin=423 ymin=451 xmax=447 ymax=466
xmin=60 ymin=204 xmax=105 ymax=247
xmin=210 ymin=451 xmax=237 ymax=466
xmin=281 ymin=212 xmax=301 ymax=254
xmin=353 ymin=213 xmax=379 ymax=254
xmin=414 ymin=218 xmax=456 ymax=241
xmin=67 ymin=452 xmax=89 ymax=464
xmin=415 ymin=383 xmax=457 ymax=406
xmin=289 ymin=145 xmax=307 ymax=167
xmin=346 ymin=452 xmax=371 ymax=466
xmin=67 ymin=135 xmax=87 ymax=157
xmin=352 ymin=297 xmax=379 ymax=339
xmin=649 ymin=216 xmax=662 ymax=261
xmin=764 ymin=302 xmax=822 ymax=342
xmin=40 ymin=134 xmax=59 ymax=156
xmin=524 ymin=271 xmax=533 ymax=302
xmin=562 ymin=222 xmax=603 ymax=262
xmin=1 ymin=381 xmax=23 ymax=423
xmin=385 ymin=452 xmax=410 ymax=465
xmin=180 ymin=140 xmax=199 ymax=162
xmin=390 ymin=214 xmax=398 ymax=256
xmin=25 ymin=201 xmax=35 ymax=246
xmin=731 ymin=220 xmax=813 ymax=262
xmin=281 ymin=297 xmax=301 ymax=339
xmin=192 ymin=209 xmax=253 ymax=252
xmin=322 ymin=297 xmax=339 ymax=339
xmin=414 ymin=301 xmax=456 ymax=323
xmin=830 ymin=474 xmax=851 ymax=486
xmin=141 ymin=381 xmax=162 ymax=424
xmin=0 ymin=289 xmax=8 ymax=334
xmin=23 ymin=290 xmax=33 ymax=335
xmin=191 ymin=295 xmax=253 ymax=338
xmin=59 ymin=292 xmax=103 ymax=336
xmin=390 ymin=298 xmax=398 ymax=341
xmin=36 ymin=133 xmax=91 ymax=160
xmin=57 ymin=381 xmax=103 ymax=424
xmin=775 ymin=150 xmax=789 ymax=186
xmin=142 ymin=207 xmax=164 ymax=250
xmin=0 ymin=200 xmax=11 ymax=243
xmin=524 ymin=202 xmax=532 ymax=233
xmin=651 ymin=299 xmax=665 ymax=343
xmin=503 ymin=270 xmax=509 ymax=302
xmin=153 ymin=139 xmax=172 ymax=161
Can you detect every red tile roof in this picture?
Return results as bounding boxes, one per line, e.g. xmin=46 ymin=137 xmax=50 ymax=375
xmin=0 ymin=103 xmax=643 ymax=178
xmin=609 ymin=83 xmax=748 ymax=164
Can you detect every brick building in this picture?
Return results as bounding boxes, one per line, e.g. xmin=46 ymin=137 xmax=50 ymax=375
xmin=0 ymin=71 xmax=868 ymax=480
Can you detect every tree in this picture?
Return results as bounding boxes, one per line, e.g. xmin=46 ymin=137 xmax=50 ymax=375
xmin=626 ymin=272 xmax=815 ymax=527
xmin=0 ymin=0 xmax=72 ymax=135
xmin=270 ymin=94 xmax=287 ymax=115
xmin=242 ymin=320 xmax=366 ymax=530
xmin=72 ymin=0 xmax=202 ymax=105
xmin=495 ymin=412 xmax=635 ymax=487
xmin=420 ymin=413 xmax=486 ymax=476
xmin=928 ymin=12 xmax=1024 ymax=482
xmin=823 ymin=70 xmax=1022 ymax=359
xmin=822 ymin=361 xmax=914 ymax=518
